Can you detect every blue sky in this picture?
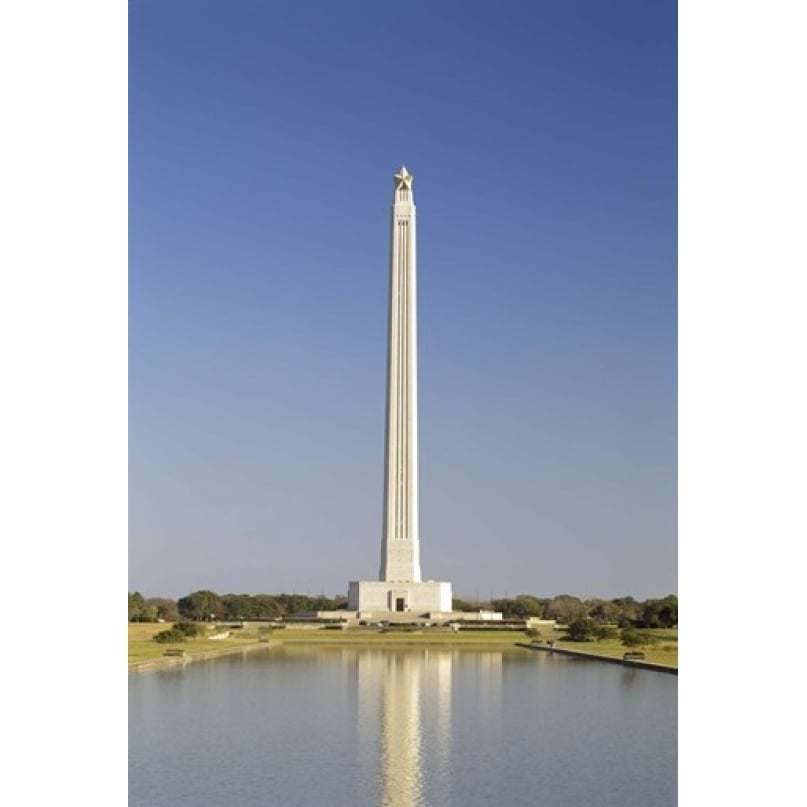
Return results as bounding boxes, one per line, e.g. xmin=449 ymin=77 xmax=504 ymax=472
xmin=129 ymin=0 xmax=677 ymax=601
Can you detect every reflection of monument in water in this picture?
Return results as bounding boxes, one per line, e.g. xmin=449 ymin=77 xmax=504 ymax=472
xmin=348 ymin=168 xmax=452 ymax=617
xmin=356 ymin=649 xmax=456 ymax=807
xmin=379 ymin=653 xmax=423 ymax=806
xmin=354 ymin=649 xmax=505 ymax=805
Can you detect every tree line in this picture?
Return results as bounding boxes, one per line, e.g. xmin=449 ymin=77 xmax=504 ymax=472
xmin=129 ymin=589 xmax=676 ymax=628
xmin=462 ymin=593 xmax=677 ymax=628
xmin=128 ymin=590 xmax=348 ymax=623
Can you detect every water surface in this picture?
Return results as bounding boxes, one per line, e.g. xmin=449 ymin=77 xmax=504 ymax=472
xmin=129 ymin=646 xmax=676 ymax=806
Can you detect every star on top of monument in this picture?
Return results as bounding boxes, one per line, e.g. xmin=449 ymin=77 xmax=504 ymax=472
xmin=394 ymin=166 xmax=413 ymax=190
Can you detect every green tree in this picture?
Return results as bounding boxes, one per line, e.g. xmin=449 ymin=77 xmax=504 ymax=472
xmin=656 ymin=595 xmax=678 ymax=628
xmin=513 ymin=595 xmax=544 ymax=618
xmin=146 ymin=597 xmax=179 ymax=622
xmin=587 ymin=599 xmax=621 ymax=624
xmin=489 ymin=596 xmax=541 ymax=619
xmin=307 ymin=594 xmax=343 ymax=612
xmin=611 ymin=597 xmax=640 ymax=627
xmin=491 ymin=598 xmax=513 ymax=617
xmin=177 ymin=590 xmax=223 ymax=621
xmin=638 ymin=595 xmax=677 ymax=628
xmin=221 ymin=594 xmax=259 ymax=620
xmin=566 ymin=617 xmax=596 ymax=641
xmin=252 ymin=594 xmax=283 ymax=618
xmin=545 ymin=595 xmax=586 ymax=624
xmin=128 ymin=591 xmax=146 ymax=622
xmin=275 ymin=594 xmax=313 ymax=616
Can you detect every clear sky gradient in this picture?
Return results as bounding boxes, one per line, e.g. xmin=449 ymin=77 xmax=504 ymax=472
xmin=129 ymin=0 xmax=676 ymax=601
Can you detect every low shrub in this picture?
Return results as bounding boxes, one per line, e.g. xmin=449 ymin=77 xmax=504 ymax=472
xmin=174 ymin=621 xmax=203 ymax=637
xmin=153 ymin=628 xmax=186 ymax=644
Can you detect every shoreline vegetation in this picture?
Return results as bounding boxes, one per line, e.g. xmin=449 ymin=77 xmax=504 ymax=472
xmin=128 ymin=622 xmax=678 ymax=671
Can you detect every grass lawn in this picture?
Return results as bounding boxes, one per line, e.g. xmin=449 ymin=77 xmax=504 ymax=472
xmin=548 ymin=627 xmax=678 ymax=666
xmin=128 ymin=622 xmax=269 ymax=665
xmin=129 ymin=623 xmax=677 ymax=668
xmin=276 ymin=628 xmax=531 ymax=645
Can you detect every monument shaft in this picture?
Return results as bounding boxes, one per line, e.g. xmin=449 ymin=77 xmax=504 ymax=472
xmin=347 ymin=167 xmax=451 ymax=616
xmin=380 ymin=167 xmax=421 ymax=583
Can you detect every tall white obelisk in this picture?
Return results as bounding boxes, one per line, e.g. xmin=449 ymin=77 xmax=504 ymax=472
xmin=348 ymin=167 xmax=452 ymax=617
xmin=380 ymin=166 xmax=421 ymax=584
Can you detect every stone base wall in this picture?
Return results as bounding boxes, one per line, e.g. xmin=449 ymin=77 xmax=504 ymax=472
xmin=348 ymin=580 xmax=452 ymax=615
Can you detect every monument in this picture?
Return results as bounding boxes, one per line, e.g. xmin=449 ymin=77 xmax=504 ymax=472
xmin=348 ymin=167 xmax=453 ymax=617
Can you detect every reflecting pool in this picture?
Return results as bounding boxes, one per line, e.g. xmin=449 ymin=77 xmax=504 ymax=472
xmin=129 ymin=646 xmax=676 ymax=806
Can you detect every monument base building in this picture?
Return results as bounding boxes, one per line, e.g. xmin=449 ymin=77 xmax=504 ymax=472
xmin=347 ymin=580 xmax=452 ymax=617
